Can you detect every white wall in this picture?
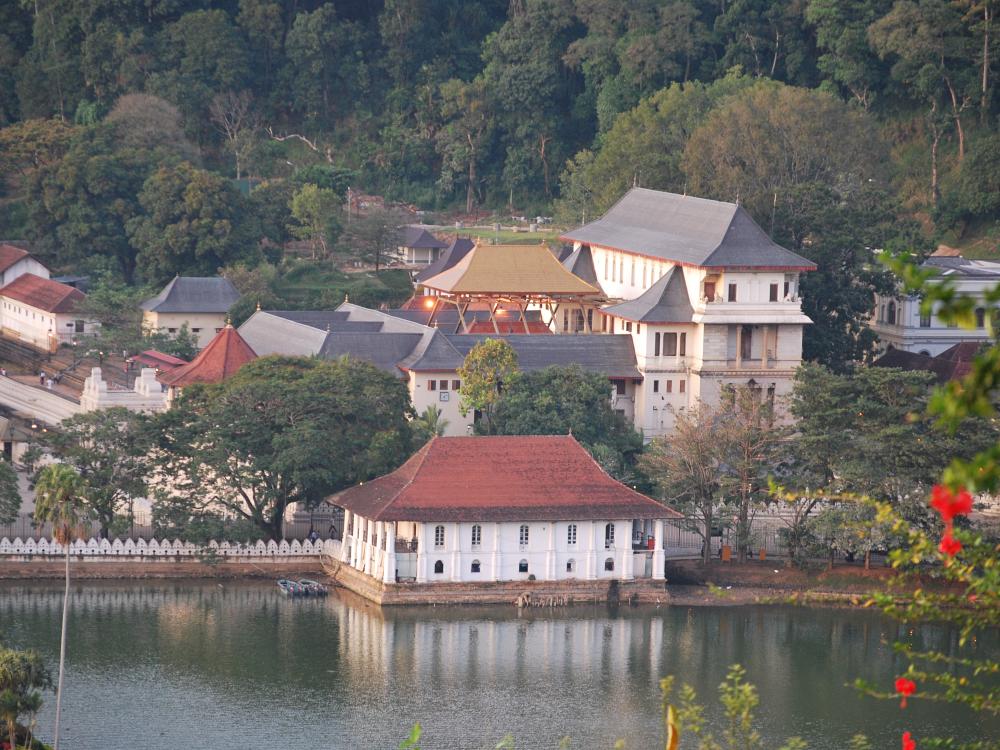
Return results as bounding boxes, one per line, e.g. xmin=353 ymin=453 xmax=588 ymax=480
xmin=0 ymin=299 xmax=95 ymax=351
xmin=1 ymin=258 xmax=50 ymax=287
xmin=143 ymin=311 xmax=228 ymax=349
xmin=408 ymin=372 xmax=473 ymax=436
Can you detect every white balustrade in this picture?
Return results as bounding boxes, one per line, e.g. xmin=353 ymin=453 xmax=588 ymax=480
xmin=0 ymin=536 xmax=342 ymax=561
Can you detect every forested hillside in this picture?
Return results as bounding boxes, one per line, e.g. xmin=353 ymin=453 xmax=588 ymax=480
xmin=1 ymin=1 xmax=998 ymax=283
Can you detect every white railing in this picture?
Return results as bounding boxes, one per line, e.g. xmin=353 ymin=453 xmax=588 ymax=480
xmin=0 ymin=536 xmax=341 ymax=559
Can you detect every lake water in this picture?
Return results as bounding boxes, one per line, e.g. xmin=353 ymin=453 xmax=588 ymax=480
xmin=0 ymin=581 xmax=996 ymax=749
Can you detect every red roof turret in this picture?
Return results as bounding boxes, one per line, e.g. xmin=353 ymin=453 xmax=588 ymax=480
xmin=157 ymin=324 xmax=257 ymax=387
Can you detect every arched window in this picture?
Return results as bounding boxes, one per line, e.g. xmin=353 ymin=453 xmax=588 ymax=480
xmin=919 ymin=350 xmax=931 ymax=356
xmin=604 ymin=557 xmax=615 ymax=572
xmin=433 ymin=560 xmax=444 ymax=574
xmin=471 ymin=524 xmax=482 ymax=548
xmin=518 ymin=559 xmax=529 ymax=573
xmin=434 ymin=525 xmax=445 ymax=549
xmin=566 ymin=559 xmax=576 ymax=574
xmin=471 ymin=560 xmax=481 ymax=573
xmin=519 ymin=524 xmax=529 ymax=547
xmin=887 ymin=301 xmax=896 ymax=325
xmin=567 ymin=524 xmax=577 ymax=546
xmin=975 ymin=308 xmax=986 ymax=328
xmin=605 ymin=523 xmax=615 ymax=549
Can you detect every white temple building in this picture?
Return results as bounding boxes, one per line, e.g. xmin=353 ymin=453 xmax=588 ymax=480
xmin=330 ymin=435 xmax=681 ymax=591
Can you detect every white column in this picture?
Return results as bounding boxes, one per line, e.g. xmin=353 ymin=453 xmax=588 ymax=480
xmin=363 ymin=518 xmax=375 ymax=575
xmin=587 ymin=521 xmax=599 ymax=579
xmin=652 ymin=518 xmax=665 ymax=580
xmin=350 ymin=515 xmax=360 ymax=569
xmin=450 ymin=522 xmax=461 ymax=581
xmin=383 ymin=522 xmax=396 ymax=584
xmin=491 ymin=522 xmax=502 ymax=581
xmin=340 ymin=509 xmax=352 ymax=562
xmin=621 ymin=520 xmax=634 ymax=580
xmin=416 ymin=523 xmax=428 ymax=583
xmin=546 ymin=523 xmax=556 ymax=580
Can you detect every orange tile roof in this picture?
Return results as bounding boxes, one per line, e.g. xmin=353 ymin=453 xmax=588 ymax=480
xmin=0 ymin=273 xmax=84 ymax=313
xmin=158 ymin=325 xmax=257 ymax=387
xmin=331 ymin=435 xmax=682 ymax=522
xmin=0 ymin=244 xmax=29 ymax=273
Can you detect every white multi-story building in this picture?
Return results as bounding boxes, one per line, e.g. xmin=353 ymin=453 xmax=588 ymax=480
xmin=140 ymin=276 xmax=241 ymax=349
xmin=871 ymin=255 xmax=999 ymax=356
xmin=561 ymin=188 xmax=816 ymax=437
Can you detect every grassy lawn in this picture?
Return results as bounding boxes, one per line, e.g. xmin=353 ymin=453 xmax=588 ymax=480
xmin=437 ymin=226 xmax=565 ymax=245
xmin=274 ymin=262 xmax=413 ymax=308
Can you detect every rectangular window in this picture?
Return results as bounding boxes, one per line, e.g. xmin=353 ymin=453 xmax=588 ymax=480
xmin=471 ymin=525 xmax=481 ymax=547
xmin=567 ymin=524 xmax=577 ymax=545
xmin=519 ymin=525 xmax=529 ymax=546
xmin=439 ymin=379 xmax=448 ymax=391
xmin=679 ymin=333 xmax=686 ymax=356
xmin=679 ymin=380 xmax=686 ymax=393
xmin=704 ymin=281 xmax=716 ymax=301
xmin=728 ymin=283 xmax=737 ymax=302
xmin=769 ymin=284 xmax=779 ymax=302
xmin=612 ymin=379 xmax=626 ymax=395
xmin=434 ymin=525 xmax=445 ymax=548
xmin=630 ymin=258 xmax=635 ymax=286
xmin=783 ymin=281 xmax=790 ymax=298
xmin=653 ymin=380 xmax=659 ymax=393
xmin=920 ymin=311 xmax=931 ymax=328
xmin=192 ymin=327 xmax=201 ymax=333
xmin=428 ymin=380 xmax=436 ymax=391
xmin=666 ymin=380 xmax=673 ymax=393
xmin=654 ymin=332 xmax=661 ymax=356
xmin=664 ymin=333 xmax=677 ymax=356
xmin=452 ymin=379 xmax=461 ymax=391
xmin=625 ymin=321 xmax=632 ymax=332
xmin=636 ymin=323 xmax=641 ymax=334
xmin=604 ymin=253 xmax=609 ymax=279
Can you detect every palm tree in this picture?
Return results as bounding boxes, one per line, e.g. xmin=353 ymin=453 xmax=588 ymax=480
xmin=416 ymin=405 xmax=450 ymax=441
xmin=33 ymin=463 xmax=86 ymax=750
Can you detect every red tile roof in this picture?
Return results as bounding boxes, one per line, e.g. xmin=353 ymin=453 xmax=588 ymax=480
xmin=331 ymin=435 xmax=681 ymax=522
xmin=0 ymin=244 xmax=29 ymax=273
xmin=158 ymin=325 xmax=257 ymax=387
xmin=133 ymin=349 xmax=188 ymax=370
xmin=0 ymin=273 xmax=84 ymax=313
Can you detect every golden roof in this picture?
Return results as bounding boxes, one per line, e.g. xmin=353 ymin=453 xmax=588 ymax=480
xmin=420 ymin=242 xmax=600 ymax=296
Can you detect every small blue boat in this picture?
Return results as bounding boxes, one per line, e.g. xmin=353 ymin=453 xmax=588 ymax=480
xmin=277 ymin=579 xmax=303 ymax=597
xmin=298 ymin=579 xmax=328 ymax=597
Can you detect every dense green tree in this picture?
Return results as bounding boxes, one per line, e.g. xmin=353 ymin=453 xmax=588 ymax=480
xmin=869 ymin=0 xmax=978 ymax=205
xmin=148 ymin=9 xmax=251 ymax=139
xmin=682 ymin=82 xmax=884 ymax=218
xmin=457 ymin=338 xmax=520 ymax=434
xmin=0 ymin=646 xmax=51 ymax=750
xmin=806 ymin=0 xmax=890 ymax=109
xmin=0 ymin=3 xmax=33 ymax=125
xmin=490 ymin=364 xmax=643 ymax=478
xmin=104 ymin=93 xmax=199 ymax=163
xmin=27 ymin=125 xmax=151 ymax=281
xmin=14 ymin=0 xmax=85 ymax=119
xmin=288 ymin=183 xmax=341 ymax=259
xmin=556 ymin=73 xmax=754 ymax=221
xmin=39 ymin=408 xmax=150 ymax=539
xmin=0 ymin=459 xmax=21 ymax=526
xmin=0 ymin=117 xmax=77 ymax=178
xmin=435 ymin=77 xmax=494 ymax=213
xmin=33 ymin=463 xmax=88 ymax=750
xmin=128 ymin=162 xmax=261 ymax=283
xmin=771 ymin=182 xmax=924 ymax=369
xmin=148 ymin=356 xmax=415 ymax=540
xmin=284 ymin=5 xmax=369 ymax=123
xmin=714 ymin=0 xmax=817 ymax=84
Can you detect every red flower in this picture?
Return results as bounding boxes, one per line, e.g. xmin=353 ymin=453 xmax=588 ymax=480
xmin=939 ymin=531 xmax=962 ymax=557
xmin=930 ymin=485 xmax=973 ymax=524
xmin=895 ymin=677 xmax=916 ymax=708
xmin=902 ymin=731 xmax=916 ymax=750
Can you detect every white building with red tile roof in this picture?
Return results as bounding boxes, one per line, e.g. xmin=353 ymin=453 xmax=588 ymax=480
xmin=330 ymin=435 xmax=681 ymax=590
xmin=0 ymin=244 xmax=50 ymax=287
xmin=0 ymin=272 xmax=94 ymax=351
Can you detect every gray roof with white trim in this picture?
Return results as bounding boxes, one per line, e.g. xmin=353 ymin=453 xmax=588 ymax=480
xmin=601 ymin=266 xmax=694 ymax=323
xmin=140 ymin=276 xmax=241 ymax=313
xmin=561 ymin=188 xmax=816 ymax=270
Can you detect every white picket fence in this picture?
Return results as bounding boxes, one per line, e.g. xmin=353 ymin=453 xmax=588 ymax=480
xmin=0 ymin=536 xmax=341 ymax=559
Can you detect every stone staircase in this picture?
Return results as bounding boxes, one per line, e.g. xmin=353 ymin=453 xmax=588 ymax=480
xmin=0 ymin=336 xmax=130 ymax=394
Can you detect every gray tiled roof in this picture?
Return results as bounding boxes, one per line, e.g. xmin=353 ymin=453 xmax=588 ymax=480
xmin=268 ymin=310 xmax=383 ymax=332
xmin=400 ymin=226 xmax=447 ymax=249
xmin=446 ymin=334 xmax=641 ymax=379
xmin=396 ymin=329 xmax=465 ymax=371
xmin=415 ymin=237 xmax=474 ymax=282
xmin=386 ymin=307 xmax=544 ymax=328
xmin=238 ymin=312 xmax=329 ymax=357
xmin=140 ymin=276 xmax=241 ymax=313
xmin=561 ymin=188 xmax=816 ymax=270
xmin=601 ymin=266 xmax=694 ymax=323
xmin=561 ymin=244 xmax=601 ymax=288
xmin=319 ymin=332 xmax=423 ymax=373
xmin=924 ymin=256 xmax=1000 ymax=278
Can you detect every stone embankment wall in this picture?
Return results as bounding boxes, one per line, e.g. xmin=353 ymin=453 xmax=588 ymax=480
xmin=0 ymin=536 xmax=340 ymax=580
xmin=326 ymin=559 xmax=670 ymax=606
